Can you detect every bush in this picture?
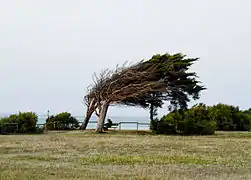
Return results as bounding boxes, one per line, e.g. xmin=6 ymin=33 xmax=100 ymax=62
xmin=208 ymin=104 xmax=251 ymax=131
xmin=151 ymin=104 xmax=217 ymax=135
xmin=0 ymin=112 xmax=38 ymax=134
xmin=46 ymin=112 xmax=79 ymax=130
xmin=151 ymin=103 xmax=251 ymax=135
xmin=208 ymin=104 xmax=235 ymax=131
xmin=235 ymin=112 xmax=251 ymax=131
xmin=179 ymin=104 xmax=216 ymax=135
xmin=151 ymin=112 xmax=180 ymax=135
xmin=151 ymin=118 xmax=177 ymax=135
xmin=0 ymin=117 xmax=10 ymax=134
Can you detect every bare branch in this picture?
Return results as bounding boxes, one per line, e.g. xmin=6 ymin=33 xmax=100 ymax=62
xmin=85 ymin=58 xmax=168 ymax=111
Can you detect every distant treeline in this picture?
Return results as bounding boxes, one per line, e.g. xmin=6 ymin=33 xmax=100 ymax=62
xmin=0 ymin=112 xmax=78 ymax=134
xmin=0 ymin=112 xmax=39 ymax=134
xmin=151 ymin=103 xmax=251 ymax=135
xmin=1 ymin=103 xmax=251 ymax=135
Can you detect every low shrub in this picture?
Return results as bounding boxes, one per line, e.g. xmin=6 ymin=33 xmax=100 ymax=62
xmin=0 ymin=112 xmax=38 ymax=134
xmin=151 ymin=104 xmax=217 ymax=135
xmin=178 ymin=104 xmax=217 ymax=135
xmin=0 ymin=117 xmax=9 ymax=134
xmin=208 ymin=104 xmax=251 ymax=131
xmin=151 ymin=103 xmax=251 ymax=135
xmin=46 ymin=112 xmax=79 ymax=130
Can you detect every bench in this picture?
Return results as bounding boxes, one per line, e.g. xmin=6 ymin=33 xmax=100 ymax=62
xmin=104 ymin=122 xmax=119 ymax=131
xmin=110 ymin=123 xmax=119 ymax=130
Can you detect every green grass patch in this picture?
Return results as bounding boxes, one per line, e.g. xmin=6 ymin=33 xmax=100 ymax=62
xmin=10 ymin=155 xmax=58 ymax=161
xmin=1 ymin=131 xmax=251 ymax=179
xmin=61 ymin=130 xmax=153 ymax=136
xmin=215 ymin=131 xmax=251 ymax=138
xmin=81 ymin=155 xmax=229 ymax=165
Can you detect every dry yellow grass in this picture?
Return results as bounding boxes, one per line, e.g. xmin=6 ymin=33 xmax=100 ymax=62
xmin=0 ymin=131 xmax=251 ymax=180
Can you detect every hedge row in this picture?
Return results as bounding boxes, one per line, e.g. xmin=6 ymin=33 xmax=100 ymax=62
xmin=0 ymin=112 xmax=38 ymax=134
xmin=151 ymin=103 xmax=251 ymax=135
xmin=0 ymin=112 xmax=79 ymax=134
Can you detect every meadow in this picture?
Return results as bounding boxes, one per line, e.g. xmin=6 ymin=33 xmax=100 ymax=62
xmin=0 ymin=131 xmax=251 ymax=180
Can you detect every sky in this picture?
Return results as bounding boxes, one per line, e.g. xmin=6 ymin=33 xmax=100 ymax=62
xmin=1 ymin=0 xmax=251 ymax=117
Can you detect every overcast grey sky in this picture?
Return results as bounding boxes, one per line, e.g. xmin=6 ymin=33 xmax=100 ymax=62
xmin=1 ymin=0 xmax=250 ymax=116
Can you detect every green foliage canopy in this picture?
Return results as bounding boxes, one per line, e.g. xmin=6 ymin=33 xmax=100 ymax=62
xmin=151 ymin=103 xmax=217 ymax=135
xmin=46 ymin=112 xmax=79 ymax=130
xmin=151 ymin=103 xmax=251 ymax=135
xmin=0 ymin=112 xmax=38 ymax=134
xmin=208 ymin=104 xmax=251 ymax=131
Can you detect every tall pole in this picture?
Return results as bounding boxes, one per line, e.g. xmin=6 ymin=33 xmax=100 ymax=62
xmin=44 ymin=110 xmax=50 ymax=133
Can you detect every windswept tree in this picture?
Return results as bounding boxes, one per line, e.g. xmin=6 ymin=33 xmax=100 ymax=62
xmin=112 ymin=53 xmax=205 ymax=121
xmin=81 ymin=53 xmax=205 ymax=132
xmin=81 ymin=62 xmax=166 ymax=132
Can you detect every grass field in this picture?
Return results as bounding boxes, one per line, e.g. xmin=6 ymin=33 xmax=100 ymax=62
xmin=0 ymin=131 xmax=251 ymax=180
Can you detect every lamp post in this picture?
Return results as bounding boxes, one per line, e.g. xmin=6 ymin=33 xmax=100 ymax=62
xmin=44 ymin=110 xmax=50 ymax=133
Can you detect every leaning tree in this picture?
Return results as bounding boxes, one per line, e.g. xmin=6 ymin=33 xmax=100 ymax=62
xmin=81 ymin=61 xmax=166 ymax=132
xmin=81 ymin=53 xmax=205 ymax=132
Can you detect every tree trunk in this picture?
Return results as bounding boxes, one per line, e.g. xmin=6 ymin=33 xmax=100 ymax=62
xmin=96 ymin=101 xmax=109 ymax=133
xmin=80 ymin=98 xmax=96 ymax=130
xmin=150 ymin=101 xmax=158 ymax=122
xmin=80 ymin=109 xmax=94 ymax=130
xmin=150 ymin=102 xmax=154 ymax=121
